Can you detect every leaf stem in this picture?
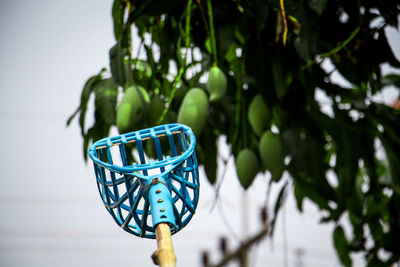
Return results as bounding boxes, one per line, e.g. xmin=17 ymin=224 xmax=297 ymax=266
xmin=185 ymin=0 xmax=193 ymax=50
xmin=320 ymin=26 xmax=360 ymax=58
xmin=195 ymin=0 xmax=209 ymax=34
xmin=157 ymin=67 xmax=185 ymax=124
xmin=302 ymin=26 xmax=360 ymax=69
xmin=207 ymin=0 xmax=218 ymax=65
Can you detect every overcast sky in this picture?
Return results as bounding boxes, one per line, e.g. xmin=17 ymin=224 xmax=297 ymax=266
xmin=0 ymin=1 xmax=399 ymax=267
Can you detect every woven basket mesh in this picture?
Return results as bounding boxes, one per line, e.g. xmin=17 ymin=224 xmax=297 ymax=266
xmin=89 ymin=124 xmax=199 ymax=238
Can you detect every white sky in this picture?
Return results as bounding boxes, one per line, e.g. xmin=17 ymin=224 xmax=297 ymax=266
xmin=0 ymin=1 xmax=399 ymax=267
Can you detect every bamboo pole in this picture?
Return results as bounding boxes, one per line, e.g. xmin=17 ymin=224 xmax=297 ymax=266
xmin=151 ymin=223 xmax=176 ymax=267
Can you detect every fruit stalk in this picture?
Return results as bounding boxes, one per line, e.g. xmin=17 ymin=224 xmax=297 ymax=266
xmin=206 ymin=0 xmax=218 ymax=65
xmin=185 ymin=0 xmax=193 ymax=50
xmin=157 ymin=67 xmax=185 ymax=125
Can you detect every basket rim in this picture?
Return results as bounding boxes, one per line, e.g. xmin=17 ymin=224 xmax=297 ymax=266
xmin=88 ymin=123 xmax=196 ymax=175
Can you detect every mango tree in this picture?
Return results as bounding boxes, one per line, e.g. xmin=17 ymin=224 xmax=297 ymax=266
xmin=68 ymin=0 xmax=400 ymax=265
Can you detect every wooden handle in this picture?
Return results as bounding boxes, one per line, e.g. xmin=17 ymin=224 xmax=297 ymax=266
xmin=151 ymin=223 xmax=176 ymax=267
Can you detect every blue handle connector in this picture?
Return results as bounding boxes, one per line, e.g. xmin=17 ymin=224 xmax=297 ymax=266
xmin=88 ymin=124 xmax=200 ymax=239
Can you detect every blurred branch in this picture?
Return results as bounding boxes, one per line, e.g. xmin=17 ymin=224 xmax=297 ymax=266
xmin=209 ymin=223 xmax=269 ymax=267
xmin=209 ymin=154 xmax=231 ymax=211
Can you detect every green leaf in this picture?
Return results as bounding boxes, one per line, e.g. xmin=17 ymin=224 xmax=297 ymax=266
xmin=269 ymin=182 xmax=288 ymax=236
xmin=292 ymin=177 xmax=332 ymax=212
xmin=308 ymin=0 xmax=327 ymax=16
xmin=131 ymin=59 xmax=152 ymax=81
xmin=128 ymin=0 xmax=181 ymax=22
xmin=143 ymin=44 xmax=157 ymax=78
xmin=268 ymin=47 xmax=292 ymax=100
xmin=367 ymin=103 xmax=400 ymax=144
xmin=376 ymin=159 xmax=391 ymax=186
xmin=381 ymin=74 xmax=400 ymax=88
xmin=292 ymin=1 xmax=320 ymax=62
xmin=225 ymin=42 xmax=237 ymax=63
xmin=368 ymin=219 xmax=385 ymax=249
xmin=94 ymin=78 xmax=119 ymax=125
xmin=365 ymin=192 xmax=389 ymax=217
xmin=112 ymin=0 xmax=127 ymax=41
xmin=67 ymin=69 xmax=105 ymax=133
xmin=358 ymin=118 xmax=379 ymax=192
xmin=328 ymin=109 xmax=360 ymax=203
xmin=348 ymin=211 xmax=365 ymax=251
xmin=333 ymin=225 xmax=352 ymax=267
xmin=293 ymin=179 xmax=305 ymax=212
xmin=204 ymin=37 xmax=212 ymax=54
xmin=234 ymin=28 xmax=246 ymax=45
xmin=282 ymin=124 xmax=335 ymax=203
xmin=83 ymin=110 xmax=112 ymax=160
xmin=109 ymin=42 xmax=131 ymax=86
xmin=380 ymin=134 xmax=400 ymax=194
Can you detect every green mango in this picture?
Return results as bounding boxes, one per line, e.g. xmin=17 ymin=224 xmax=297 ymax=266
xmin=248 ymin=94 xmax=271 ymax=136
xmin=116 ymin=85 xmax=149 ymax=133
xmin=236 ymin=149 xmax=259 ymax=189
xmin=259 ymin=131 xmax=285 ymax=181
xmin=206 ymin=66 xmax=227 ymax=102
xmin=177 ymin=88 xmax=209 ymax=136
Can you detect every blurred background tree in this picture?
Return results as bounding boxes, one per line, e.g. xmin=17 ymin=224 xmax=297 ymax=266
xmin=68 ymin=0 xmax=400 ymax=266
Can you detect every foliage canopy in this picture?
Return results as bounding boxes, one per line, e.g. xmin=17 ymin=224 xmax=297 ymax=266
xmin=68 ymin=0 xmax=400 ymax=265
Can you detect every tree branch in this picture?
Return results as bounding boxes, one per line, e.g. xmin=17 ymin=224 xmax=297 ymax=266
xmin=209 ymin=223 xmax=269 ymax=267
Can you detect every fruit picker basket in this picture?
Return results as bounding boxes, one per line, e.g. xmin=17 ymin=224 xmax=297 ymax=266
xmin=88 ymin=123 xmax=200 ymax=239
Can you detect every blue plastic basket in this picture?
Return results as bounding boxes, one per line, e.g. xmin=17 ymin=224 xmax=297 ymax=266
xmin=88 ymin=124 xmax=200 ymax=239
